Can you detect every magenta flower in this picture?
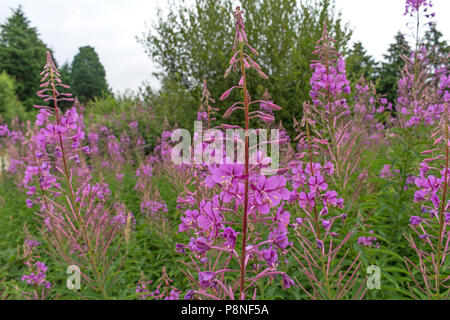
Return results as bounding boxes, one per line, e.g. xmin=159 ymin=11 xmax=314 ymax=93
xmin=260 ymin=248 xmax=278 ymax=267
xmin=321 ymin=219 xmax=331 ymax=230
xmin=136 ymin=165 xmax=153 ymax=177
xmin=281 ymin=273 xmax=295 ymax=289
xmin=298 ymin=192 xmax=316 ymax=209
xmin=275 ymin=204 xmax=290 ymax=234
xmin=291 ymin=164 xmax=307 ymax=189
xmin=207 ymin=163 xmax=245 ymax=189
xmin=305 ymin=163 xmax=322 ymax=176
xmin=409 ymin=216 xmax=422 ymax=226
xmin=21 ymin=261 xmax=51 ymax=290
xmin=414 ymin=189 xmax=427 ymax=202
xmin=405 ymin=0 xmax=434 ymax=16
xmin=322 ymin=190 xmax=344 ymax=208
xmin=415 ymin=175 xmax=440 ymax=194
xmin=221 ymin=227 xmax=237 ymax=249
xmin=197 ymin=199 xmax=224 ymax=236
xmin=189 ymin=237 xmax=211 ymax=253
xmin=250 ymin=175 xmax=290 ymax=214
xmin=323 ymin=162 xmax=335 ymax=176
xmin=307 ymin=174 xmax=328 ymax=192
xmin=198 ymin=272 xmax=216 ymax=288
xmin=357 ymin=231 xmax=380 ymax=248
xmin=270 ymin=231 xmax=290 ymax=249
xmin=380 ymin=164 xmax=394 ymax=178
xmin=179 ymin=209 xmax=200 ymax=232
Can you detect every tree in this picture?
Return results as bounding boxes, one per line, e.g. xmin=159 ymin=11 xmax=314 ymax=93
xmin=345 ymin=41 xmax=377 ymax=84
xmin=423 ymin=24 xmax=450 ymax=72
xmin=59 ymin=61 xmax=72 ymax=87
xmin=71 ymin=46 xmax=109 ymax=103
xmin=139 ymin=0 xmax=352 ymax=135
xmin=0 ymin=71 xmax=27 ymax=123
xmin=57 ymin=61 xmax=77 ymax=110
xmin=376 ymin=32 xmax=411 ymax=104
xmin=0 ymin=5 xmax=48 ymax=109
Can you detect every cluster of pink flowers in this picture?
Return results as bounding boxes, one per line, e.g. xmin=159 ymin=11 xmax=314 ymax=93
xmin=136 ymin=270 xmax=181 ymax=300
xmin=310 ymin=25 xmax=351 ymax=115
xmin=289 ymin=159 xmax=346 ymax=245
xmin=404 ymin=0 xmax=434 ymax=19
xmin=357 ymin=231 xmax=380 ymax=248
xmin=411 ymin=165 xmax=450 ymax=231
xmin=405 ymin=96 xmax=449 ymax=297
xmin=397 ymin=48 xmax=446 ymax=128
xmin=14 ymin=51 xmax=130 ymax=297
xmin=141 ymin=200 xmax=168 ymax=217
xmin=6 ymin=0 xmax=450 ymax=301
xmin=0 ymin=121 xmax=26 ymax=174
xmin=21 ymin=262 xmax=51 ymax=290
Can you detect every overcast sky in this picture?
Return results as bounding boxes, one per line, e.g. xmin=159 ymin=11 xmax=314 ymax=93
xmin=0 ymin=0 xmax=448 ymax=94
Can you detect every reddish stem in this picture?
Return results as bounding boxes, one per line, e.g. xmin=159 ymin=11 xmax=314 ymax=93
xmin=238 ymin=42 xmax=250 ymax=300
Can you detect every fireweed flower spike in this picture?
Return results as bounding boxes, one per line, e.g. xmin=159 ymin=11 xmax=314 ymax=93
xmin=176 ymin=7 xmax=291 ymax=301
xmin=397 ymin=1 xmax=445 ymax=128
xmin=404 ymin=103 xmax=449 ymax=299
xmin=302 ymin=24 xmax=365 ymax=201
xmin=20 ymin=51 xmax=127 ymax=298
xmin=288 ymin=99 xmax=365 ymax=299
xmin=222 ymin=6 xmax=281 ymax=299
xmin=200 ymin=80 xmax=218 ymax=130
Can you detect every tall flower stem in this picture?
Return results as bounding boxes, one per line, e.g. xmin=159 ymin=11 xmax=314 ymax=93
xmin=238 ymin=41 xmax=250 ymax=299
xmin=305 ymin=117 xmax=321 ymax=240
xmin=435 ymin=114 xmax=449 ymax=297
xmin=48 ymin=58 xmax=106 ymax=298
xmin=305 ymin=111 xmax=332 ymax=298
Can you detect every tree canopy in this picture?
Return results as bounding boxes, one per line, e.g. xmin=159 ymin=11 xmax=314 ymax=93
xmin=71 ymin=46 xmax=109 ymax=103
xmin=139 ymin=0 xmax=352 ymax=134
xmin=346 ymin=41 xmax=377 ymax=84
xmin=0 ymin=5 xmax=49 ymax=109
xmin=0 ymin=71 xmax=27 ymax=123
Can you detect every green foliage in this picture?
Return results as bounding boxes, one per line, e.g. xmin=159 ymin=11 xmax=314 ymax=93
xmin=0 ymin=173 xmax=38 ymax=296
xmin=346 ymin=41 xmax=377 ymax=84
xmin=0 ymin=71 xmax=28 ymax=123
xmin=424 ymin=24 xmax=450 ymax=72
xmin=376 ymin=32 xmax=411 ymax=104
xmin=71 ymin=46 xmax=109 ymax=103
xmin=140 ymin=75 xmax=199 ymax=133
xmin=139 ymin=0 xmax=352 ymax=136
xmin=0 ymin=6 xmax=48 ymax=110
xmin=85 ymin=94 xmax=162 ymax=151
xmin=57 ymin=61 xmax=77 ymax=111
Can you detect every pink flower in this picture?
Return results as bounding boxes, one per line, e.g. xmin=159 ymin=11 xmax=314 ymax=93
xmin=221 ymin=227 xmax=237 ymax=249
xmin=305 ymin=163 xmax=322 ymax=176
xmin=380 ymin=164 xmax=394 ymax=178
xmin=197 ymin=199 xmax=224 ymax=236
xmin=189 ymin=237 xmax=211 ymax=253
xmin=298 ymin=192 xmax=316 ymax=209
xmin=415 ymin=175 xmax=440 ymax=193
xmin=250 ymin=175 xmax=290 ymax=214
xmin=323 ymin=190 xmax=344 ymax=208
xmin=307 ymin=174 xmax=328 ymax=192
xmin=323 ymin=162 xmax=335 ymax=176
xmin=259 ymin=248 xmax=278 ymax=267
xmin=198 ymin=272 xmax=216 ymax=288
xmin=291 ymin=164 xmax=307 ymax=189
